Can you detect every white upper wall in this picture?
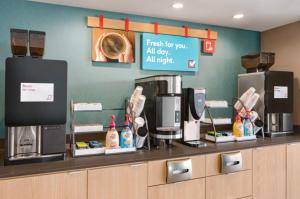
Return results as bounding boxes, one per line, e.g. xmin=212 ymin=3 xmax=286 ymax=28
xmin=31 ymin=0 xmax=300 ymax=31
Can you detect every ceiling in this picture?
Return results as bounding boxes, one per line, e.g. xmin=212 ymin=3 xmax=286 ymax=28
xmin=31 ymin=0 xmax=300 ymax=31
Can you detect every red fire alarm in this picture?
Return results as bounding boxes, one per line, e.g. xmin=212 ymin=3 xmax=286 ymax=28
xmin=202 ymin=28 xmax=216 ymax=54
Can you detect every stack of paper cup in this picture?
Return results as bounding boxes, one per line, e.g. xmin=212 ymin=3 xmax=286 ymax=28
xmin=127 ymin=86 xmax=143 ymax=114
xmin=132 ymin=95 xmax=146 ymax=118
xmin=239 ymin=93 xmax=260 ymax=117
xmin=244 ymin=93 xmax=259 ymax=111
xmin=130 ymin=86 xmax=143 ymax=105
xmin=234 ymin=87 xmax=256 ymax=111
xmin=135 ymin=127 xmax=148 ymax=149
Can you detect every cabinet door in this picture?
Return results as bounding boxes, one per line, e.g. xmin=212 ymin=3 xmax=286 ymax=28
xmin=65 ymin=170 xmax=87 ymax=199
xmin=287 ymin=143 xmax=300 ymax=199
xmin=148 ymin=178 xmax=205 ymax=199
xmin=0 ymin=170 xmax=87 ymax=199
xmin=88 ymin=163 xmax=147 ymax=199
xmin=0 ymin=176 xmax=34 ymax=199
xmin=33 ymin=173 xmax=65 ymax=199
xmin=206 ymin=170 xmax=252 ymax=199
xmin=253 ymin=145 xmax=286 ymax=199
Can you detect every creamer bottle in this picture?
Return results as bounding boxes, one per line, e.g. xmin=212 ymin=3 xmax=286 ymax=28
xmin=233 ymin=115 xmax=244 ymax=137
xmin=120 ymin=114 xmax=133 ymax=148
xmin=105 ymin=115 xmax=119 ymax=148
xmin=243 ymin=113 xmax=253 ymax=136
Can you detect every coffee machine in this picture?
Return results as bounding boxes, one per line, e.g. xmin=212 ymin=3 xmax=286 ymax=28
xmin=4 ymin=29 xmax=67 ymax=165
xmin=181 ymin=88 xmax=207 ymax=147
xmin=238 ymin=71 xmax=294 ymax=137
xmin=5 ymin=57 xmax=68 ymax=165
xmin=135 ymin=75 xmax=182 ymax=144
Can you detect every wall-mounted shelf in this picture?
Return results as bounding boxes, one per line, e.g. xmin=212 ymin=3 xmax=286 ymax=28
xmin=70 ymin=100 xmax=105 ymax=157
xmin=203 ymin=100 xmax=233 ymax=143
xmin=105 ymin=147 xmax=136 ymax=155
xmin=205 ymin=100 xmax=228 ymax=108
xmin=203 ymin=118 xmax=232 ymax=125
xmin=73 ymin=145 xmax=105 ymax=157
xmin=205 ymin=134 xmax=235 ymax=143
xmin=87 ymin=16 xmax=218 ymax=39
xmin=71 ymin=124 xmax=104 ymax=133
xmin=72 ymin=102 xmax=102 ymax=112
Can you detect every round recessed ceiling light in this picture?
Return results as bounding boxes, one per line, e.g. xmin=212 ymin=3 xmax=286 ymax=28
xmin=172 ymin=3 xmax=184 ymax=9
xmin=233 ymin=13 xmax=244 ymax=19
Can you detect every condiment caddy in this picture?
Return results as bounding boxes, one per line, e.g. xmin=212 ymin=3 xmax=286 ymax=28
xmin=70 ymin=86 xmax=150 ymax=157
xmin=70 ymin=101 xmax=137 ymax=157
xmin=70 ymin=100 xmax=106 ymax=157
xmin=204 ymin=87 xmax=263 ymax=143
xmin=203 ymin=100 xmax=235 ymax=143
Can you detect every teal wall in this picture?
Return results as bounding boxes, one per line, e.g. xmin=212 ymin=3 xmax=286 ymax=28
xmin=0 ymin=0 xmax=260 ymax=137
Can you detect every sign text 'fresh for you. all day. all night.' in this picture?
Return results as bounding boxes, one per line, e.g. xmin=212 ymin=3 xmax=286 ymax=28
xmin=141 ymin=33 xmax=199 ymax=72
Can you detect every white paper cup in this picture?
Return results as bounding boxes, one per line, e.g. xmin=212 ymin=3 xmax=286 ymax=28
xmin=132 ymin=95 xmax=146 ymax=117
xmin=127 ymin=86 xmax=143 ymax=114
xmin=134 ymin=117 xmax=145 ymax=131
xmin=135 ymin=126 xmax=148 ymax=149
xmin=130 ymin=86 xmax=143 ymax=105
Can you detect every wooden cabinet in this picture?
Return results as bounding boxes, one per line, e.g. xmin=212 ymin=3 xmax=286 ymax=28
xmin=287 ymin=143 xmax=300 ymax=199
xmin=88 ymin=163 xmax=147 ymax=199
xmin=0 ymin=170 xmax=87 ymax=199
xmin=206 ymin=170 xmax=252 ymax=199
xmin=148 ymin=155 xmax=205 ymax=186
xmin=253 ymin=145 xmax=286 ymax=199
xmin=148 ymin=178 xmax=205 ymax=199
xmin=3 ymin=142 xmax=300 ymax=199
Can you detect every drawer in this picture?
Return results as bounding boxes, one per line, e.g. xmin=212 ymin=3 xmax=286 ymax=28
xmin=148 ymin=155 xmax=205 ymax=186
xmin=148 ymin=178 xmax=205 ymax=199
xmin=206 ymin=170 xmax=252 ymax=199
xmin=206 ymin=149 xmax=252 ymax=176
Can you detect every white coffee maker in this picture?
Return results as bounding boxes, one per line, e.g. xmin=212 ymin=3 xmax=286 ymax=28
xmin=181 ymin=88 xmax=206 ymax=147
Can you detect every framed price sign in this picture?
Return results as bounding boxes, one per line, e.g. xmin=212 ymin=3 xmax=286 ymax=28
xmin=202 ymin=28 xmax=216 ymax=54
xmin=203 ymin=39 xmax=216 ymax=54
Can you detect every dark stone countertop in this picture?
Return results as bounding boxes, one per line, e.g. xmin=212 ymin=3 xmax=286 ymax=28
xmin=0 ymin=134 xmax=300 ymax=179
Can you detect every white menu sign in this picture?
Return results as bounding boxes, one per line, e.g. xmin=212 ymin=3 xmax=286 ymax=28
xmin=274 ymin=86 xmax=288 ymax=99
xmin=20 ymin=83 xmax=54 ymax=102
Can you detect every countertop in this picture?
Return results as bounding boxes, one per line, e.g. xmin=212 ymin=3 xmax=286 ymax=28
xmin=1 ymin=134 xmax=300 ymax=179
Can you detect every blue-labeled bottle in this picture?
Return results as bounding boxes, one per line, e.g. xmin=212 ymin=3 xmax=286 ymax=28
xmin=120 ymin=114 xmax=133 ymax=148
xmin=243 ymin=113 xmax=253 ymax=136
